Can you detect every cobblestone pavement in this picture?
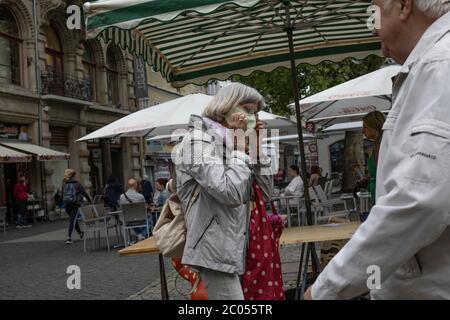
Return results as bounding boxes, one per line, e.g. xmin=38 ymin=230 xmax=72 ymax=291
xmin=0 ymin=219 xmax=314 ymax=300
xmin=0 ymin=219 xmax=164 ymax=300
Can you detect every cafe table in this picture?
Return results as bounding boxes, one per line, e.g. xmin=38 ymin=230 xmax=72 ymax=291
xmin=280 ymin=221 xmax=362 ymax=299
xmin=119 ymin=221 xmax=362 ymax=300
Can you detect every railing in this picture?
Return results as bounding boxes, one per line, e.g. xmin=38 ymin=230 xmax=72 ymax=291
xmin=41 ymin=69 xmax=92 ymax=102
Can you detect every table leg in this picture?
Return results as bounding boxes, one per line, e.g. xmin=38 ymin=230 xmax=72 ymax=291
xmin=299 ymin=245 xmax=311 ymax=300
xmin=311 ymin=243 xmax=322 ymax=275
xmin=294 ymin=243 xmax=306 ymax=300
xmin=159 ymin=253 xmax=169 ymax=300
xmin=286 ymin=201 xmax=291 ymax=228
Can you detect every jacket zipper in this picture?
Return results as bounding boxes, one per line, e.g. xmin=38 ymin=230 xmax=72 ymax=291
xmin=193 ymin=216 xmax=215 ymax=249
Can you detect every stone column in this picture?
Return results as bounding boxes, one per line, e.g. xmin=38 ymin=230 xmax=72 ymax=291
xmin=69 ymin=124 xmax=91 ymax=195
xmin=25 ymin=39 xmax=37 ymax=92
xmin=121 ymin=137 xmax=142 ymax=183
xmin=97 ymin=66 xmax=109 ymax=105
xmin=29 ymin=120 xmax=43 ymax=198
xmin=65 ymin=52 xmax=77 ymax=77
xmin=41 ymin=107 xmax=54 ymax=215
xmin=120 ymin=73 xmax=128 ymax=108
xmin=74 ymin=46 xmax=84 ymax=80
xmin=126 ymin=54 xmax=137 ymax=112
xmin=101 ymin=139 xmax=112 ymax=183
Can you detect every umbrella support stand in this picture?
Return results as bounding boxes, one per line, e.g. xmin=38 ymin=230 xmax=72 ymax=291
xmin=286 ymin=24 xmax=322 ymax=299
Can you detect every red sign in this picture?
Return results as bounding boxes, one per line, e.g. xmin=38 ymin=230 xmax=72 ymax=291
xmin=305 ymin=122 xmax=316 ymax=132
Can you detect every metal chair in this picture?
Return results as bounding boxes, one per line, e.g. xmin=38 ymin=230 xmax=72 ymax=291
xmin=93 ymin=204 xmax=121 ymax=244
xmin=276 ymin=195 xmax=304 ymax=227
xmin=93 ymin=195 xmax=104 ymax=204
xmin=323 ymin=180 xmax=332 ymax=198
xmin=119 ymin=202 xmax=149 ymax=247
xmin=311 ymin=185 xmax=350 ymax=223
xmin=78 ymin=205 xmax=111 ymax=252
xmin=0 ymin=207 xmax=7 ymax=238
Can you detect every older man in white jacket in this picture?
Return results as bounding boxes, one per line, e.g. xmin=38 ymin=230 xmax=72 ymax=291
xmin=306 ymin=0 xmax=450 ymax=300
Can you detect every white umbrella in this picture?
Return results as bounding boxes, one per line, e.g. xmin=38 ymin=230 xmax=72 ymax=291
xmin=291 ymin=65 xmax=401 ymax=128
xmin=77 ymin=93 xmax=295 ymax=141
xmin=263 ymin=133 xmax=316 ymax=143
xmin=323 ymin=121 xmax=363 ymax=133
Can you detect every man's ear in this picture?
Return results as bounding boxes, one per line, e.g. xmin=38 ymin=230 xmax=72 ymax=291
xmin=399 ymin=0 xmax=413 ymax=21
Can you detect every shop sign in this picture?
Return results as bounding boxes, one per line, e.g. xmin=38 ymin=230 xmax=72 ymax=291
xmin=133 ymin=56 xmax=148 ymax=99
xmin=147 ymin=140 xmax=163 ymax=153
xmin=305 ymin=122 xmax=316 ymax=133
xmin=0 ymin=123 xmax=28 ymax=140
xmin=155 ymin=163 xmax=170 ymax=180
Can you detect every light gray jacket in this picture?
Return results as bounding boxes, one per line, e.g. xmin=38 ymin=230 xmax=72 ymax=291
xmin=311 ymin=12 xmax=450 ymax=300
xmin=176 ymin=115 xmax=273 ymax=275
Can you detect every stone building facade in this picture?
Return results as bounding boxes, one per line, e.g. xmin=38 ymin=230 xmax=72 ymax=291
xmin=0 ymin=0 xmax=202 ymax=219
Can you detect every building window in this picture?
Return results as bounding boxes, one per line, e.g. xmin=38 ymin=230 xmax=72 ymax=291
xmin=329 ymin=140 xmax=345 ymax=173
xmin=45 ymin=25 xmax=63 ymax=74
xmin=106 ymin=46 xmax=120 ymax=106
xmin=81 ymin=42 xmax=96 ymax=102
xmin=329 ymin=138 xmax=375 ymax=174
xmin=0 ymin=6 xmax=21 ymax=85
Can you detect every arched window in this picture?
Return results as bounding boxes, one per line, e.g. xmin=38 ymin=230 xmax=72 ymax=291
xmin=0 ymin=6 xmax=21 ymax=85
xmin=106 ymin=46 xmax=120 ymax=106
xmin=45 ymin=25 xmax=63 ymax=74
xmin=81 ymin=42 xmax=96 ymax=101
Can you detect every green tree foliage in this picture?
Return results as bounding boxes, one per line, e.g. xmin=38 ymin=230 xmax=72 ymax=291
xmin=233 ymin=55 xmax=385 ymax=116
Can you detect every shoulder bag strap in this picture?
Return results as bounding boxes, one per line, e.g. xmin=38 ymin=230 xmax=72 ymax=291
xmin=124 ymin=193 xmax=133 ymax=203
xmin=184 ymin=183 xmax=202 ymax=218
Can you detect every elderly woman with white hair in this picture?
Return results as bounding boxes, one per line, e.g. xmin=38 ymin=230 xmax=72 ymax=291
xmin=175 ymin=83 xmax=274 ymax=300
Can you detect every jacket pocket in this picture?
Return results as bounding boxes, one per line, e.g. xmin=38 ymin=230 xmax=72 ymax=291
xmin=410 ymin=119 xmax=450 ymax=140
xmin=400 ymin=120 xmax=450 ymax=184
xmin=193 ymin=216 xmax=215 ymax=249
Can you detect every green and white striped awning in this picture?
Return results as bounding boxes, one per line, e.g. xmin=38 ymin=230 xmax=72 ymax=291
xmin=84 ymin=0 xmax=381 ymax=87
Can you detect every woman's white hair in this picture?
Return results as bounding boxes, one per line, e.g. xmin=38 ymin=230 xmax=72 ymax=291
xmin=202 ymin=83 xmax=265 ymax=122
xmin=385 ymin=0 xmax=450 ymax=19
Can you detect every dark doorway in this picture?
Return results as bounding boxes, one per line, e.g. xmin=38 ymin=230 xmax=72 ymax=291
xmin=4 ymin=163 xmax=17 ymax=222
xmin=111 ymin=149 xmax=124 ymax=186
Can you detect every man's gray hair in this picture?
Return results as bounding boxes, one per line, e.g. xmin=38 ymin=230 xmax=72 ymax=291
xmin=385 ymin=0 xmax=450 ymax=19
xmin=202 ymin=83 xmax=265 ymax=123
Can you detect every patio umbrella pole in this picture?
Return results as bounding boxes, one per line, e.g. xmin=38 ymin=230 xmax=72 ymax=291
xmin=285 ymin=27 xmax=314 ymax=227
xmin=286 ymin=15 xmax=322 ymax=296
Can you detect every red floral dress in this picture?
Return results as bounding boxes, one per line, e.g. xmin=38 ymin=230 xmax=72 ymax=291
xmin=241 ymin=181 xmax=285 ymax=300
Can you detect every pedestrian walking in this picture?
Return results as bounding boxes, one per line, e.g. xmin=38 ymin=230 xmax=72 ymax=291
xmin=13 ymin=176 xmax=31 ymax=228
xmin=62 ymin=169 xmax=91 ymax=245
